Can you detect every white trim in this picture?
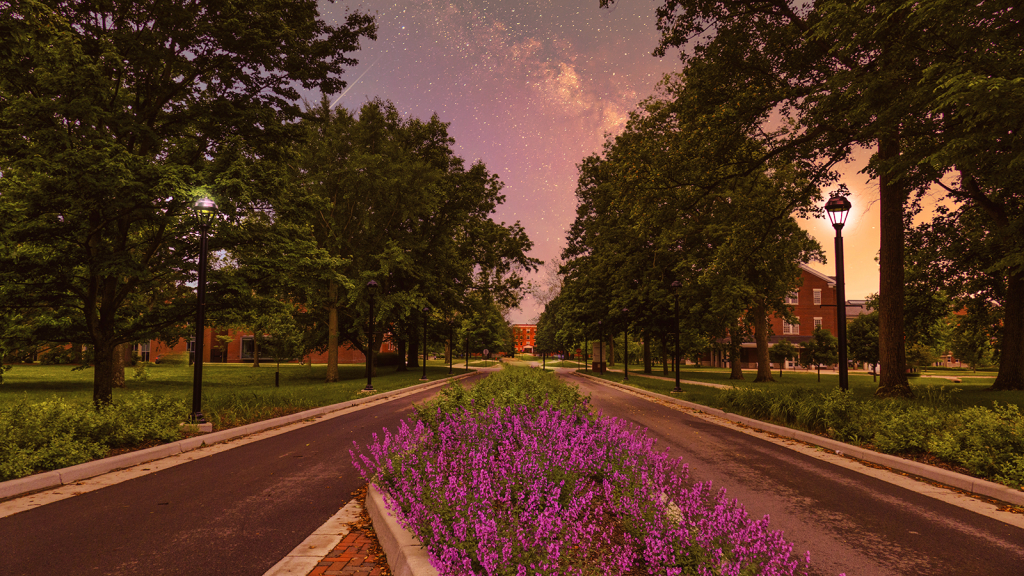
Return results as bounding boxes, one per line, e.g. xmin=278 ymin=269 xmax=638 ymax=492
xmin=800 ymin=263 xmax=837 ymax=287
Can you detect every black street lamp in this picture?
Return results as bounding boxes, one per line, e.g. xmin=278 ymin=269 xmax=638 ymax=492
xmin=825 ymin=194 xmax=852 ymax=391
xmin=191 ymin=197 xmax=217 ymax=423
xmin=421 ymin=306 xmax=431 ymax=380
xmin=671 ymin=281 xmax=681 ymax=393
xmin=365 ymin=280 xmax=378 ymax=391
xmin=622 ymin=307 xmax=630 ymax=381
xmin=447 ymin=313 xmax=453 ymax=376
xmin=598 ymin=320 xmax=605 ymax=376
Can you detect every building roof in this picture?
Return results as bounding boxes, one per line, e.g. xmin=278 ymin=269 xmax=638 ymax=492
xmin=799 ymin=263 xmax=837 ymax=288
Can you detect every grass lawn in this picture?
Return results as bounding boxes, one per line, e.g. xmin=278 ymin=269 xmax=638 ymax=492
xmin=0 ymin=362 xmax=472 ymax=430
xmin=580 ymin=365 xmax=1024 ymax=411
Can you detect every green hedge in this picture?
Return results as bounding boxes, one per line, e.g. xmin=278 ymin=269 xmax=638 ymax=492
xmin=0 ymin=393 xmax=187 ymax=481
xmin=716 ymin=386 xmax=1024 ymax=489
xmin=413 ymin=365 xmax=591 ymax=430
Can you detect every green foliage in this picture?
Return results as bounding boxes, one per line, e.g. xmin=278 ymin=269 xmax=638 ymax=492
xmin=413 ymin=366 xmax=591 ymax=431
xmin=375 ymin=352 xmax=402 ymax=367
xmin=0 ymin=393 xmax=188 ymax=481
xmin=768 ymin=340 xmax=797 ymax=375
xmin=802 ymin=328 xmax=839 ymax=381
xmin=847 ymin=311 xmax=880 ymax=372
xmin=716 ymin=385 xmax=1024 ymax=489
xmin=928 ymin=403 xmax=1024 ymax=488
xmin=905 ymin=342 xmax=939 ymax=373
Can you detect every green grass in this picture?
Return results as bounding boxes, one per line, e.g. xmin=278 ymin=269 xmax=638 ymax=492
xmin=0 ymin=362 xmax=472 ymax=430
xmin=580 ymin=366 xmax=1024 ymax=412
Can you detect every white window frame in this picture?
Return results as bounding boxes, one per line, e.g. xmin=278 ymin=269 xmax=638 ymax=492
xmin=813 ymin=289 xmax=822 ymax=305
xmin=814 ymin=317 xmax=823 ymax=331
xmin=785 ymin=291 xmax=799 ymax=305
xmin=783 ymin=318 xmax=800 ymax=335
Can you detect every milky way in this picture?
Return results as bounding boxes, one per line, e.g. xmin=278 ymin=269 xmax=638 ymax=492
xmin=319 ymin=0 xmax=885 ymax=321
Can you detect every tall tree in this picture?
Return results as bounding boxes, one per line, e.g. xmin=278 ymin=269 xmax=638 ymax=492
xmin=0 ymin=0 xmax=375 ymax=404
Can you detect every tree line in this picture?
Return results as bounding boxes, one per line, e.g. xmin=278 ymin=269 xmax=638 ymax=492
xmin=0 ymin=0 xmax=537 ymax=404
xmin=537 ymin=0 xmax=1022 ymax=394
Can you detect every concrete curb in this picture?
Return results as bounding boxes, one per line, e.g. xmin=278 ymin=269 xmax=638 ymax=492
xmin=367 ymin=484 xmax=438 ymax=576
xmin=575 ymin=371 xmax=1024 ymax=507
xmin=262 ymin=497 xmax=363 ymax=576
xmin=0 ymin=372 xmax=475 ymax=501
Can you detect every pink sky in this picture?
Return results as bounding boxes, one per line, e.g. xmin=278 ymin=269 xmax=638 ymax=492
xmin=323 ymin=1 xmax=895 ymax=322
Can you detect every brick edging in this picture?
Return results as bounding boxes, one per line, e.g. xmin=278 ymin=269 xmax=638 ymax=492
xmin=0 ymin=373 xmax=475 ymax=501
xmin=574 ymin=371 xmax=1024 ymax=507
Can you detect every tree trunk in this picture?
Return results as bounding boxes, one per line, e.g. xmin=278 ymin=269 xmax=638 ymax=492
xmin=660 ymin=333 xmax=668 ymax=376
xmin=608 ymin=336 xmax=615 ymax=367
xmin=395 ymin=334 xmax=407 ymax=371
xmin=992 ymin=270 xmax=1024 ymax=390
xmin=643 ymin=330 xmax=652 ymax=374
xmin=752 ymin=301 xmax=774 ymax=382
xmin=326 ymin=279 xmax=339 ymax=382
xmin=111 ymin=343 xmax=127 ymax=388
xmin=252 ymin=338 xmax=260 ymax=368
xmin=71 ymin=343 xmax=83 ymax=364
xmin=93 ymin=340 xmax=115 ymax=406
xmin=729 ymin=328 xmax=744 ymax=380
xmin=876 ymin=134 xmax=912 ymax=397
xmin=407 ymin=323 xmax=419 ymax=369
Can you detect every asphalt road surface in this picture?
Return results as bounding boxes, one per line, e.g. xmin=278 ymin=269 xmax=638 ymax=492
xmin=560 ymin=371 xmax=1024 ymax=576
xmin=3 ymin=368 xmax=1022 ymax=576
xmin=0 ymin=372 xmax=488 ymax=576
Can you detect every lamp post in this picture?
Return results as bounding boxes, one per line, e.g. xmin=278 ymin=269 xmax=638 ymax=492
xmin=825 ymin=194 xmax=852 ymax=391
xmin=421 ymin=306 xmax=430 ymax=380
xmin=191 ymin=197 xmax=217 ymax=423
xmin=448 ymin=313 xmax=453 ymax=375
xmin=622 ymin=308 xmax=629 ymax=381
xmin=365 ymin=280 xmax=378 ymax=391
xmin=671 ymin=281 xmax=681 ymax=393
xmin=598 ymin=320 xmax=605 ymax=376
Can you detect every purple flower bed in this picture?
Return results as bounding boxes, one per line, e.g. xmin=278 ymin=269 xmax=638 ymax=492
xmin=353 ymin=401 xmax=819 ymax=575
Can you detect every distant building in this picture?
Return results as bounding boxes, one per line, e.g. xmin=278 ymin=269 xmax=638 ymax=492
xmin=703 ymin=263 xmax=870 ymax=369
xmin=145 ymin=327 xmax=395 ymax=365
xmin=512 ymin=324 xmax=537 ymax=354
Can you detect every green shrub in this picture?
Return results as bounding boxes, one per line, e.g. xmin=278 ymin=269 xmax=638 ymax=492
xmin=375 ymin=352 xmax=402 ymax=367
xmin=0 ymin=393 xmax=188 ymax=481
xmin=413 ymin=365 xmax=591 ymax=430
xmin=927 ymin=403 xmax=1024 ymax=488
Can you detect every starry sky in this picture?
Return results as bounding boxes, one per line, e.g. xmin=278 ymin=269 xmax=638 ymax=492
xmin=318 ymin=0 xmax=888 ymax=323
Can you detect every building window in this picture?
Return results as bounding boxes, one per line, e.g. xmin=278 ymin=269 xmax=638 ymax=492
xmin=785 ymin=292 xmax=799 ymax=305
xmin=813 ymin=289 xmax=822 ymax=305
xmin=783 ymin=319 xmax=800 ymax=335
xmin=814 ymin=317 xmax=823 ymax=331
xmin=132 ymin=342 xmax=150 ymax=362
xmin=241 ymin=336 xmax=255 ymax=360
xmin=186 ymin=338 xmax=196 ymax=364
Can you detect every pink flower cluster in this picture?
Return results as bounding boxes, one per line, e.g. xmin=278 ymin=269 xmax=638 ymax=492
xmin=352 ymin=404 xmax=810 ymax=575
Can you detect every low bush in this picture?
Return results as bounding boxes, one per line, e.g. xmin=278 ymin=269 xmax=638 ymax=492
xmin=412 ymin=365 xmax=591 ymax=430
xmin=712 ymin=386 xmax=1024 ymax=489
xmin=375 ymin=352 xmax=402 ymax=367
xmin=0 ymin=393 xmax=187 ymax=481
xmin=354 ymin=368 xmax=816 ymax=576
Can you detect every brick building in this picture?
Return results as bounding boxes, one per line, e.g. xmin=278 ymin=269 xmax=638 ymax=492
xmin=512 ymin=324 xmax=537 ymax=354
xmin=703 ymin=264 xmax=866 ymax=368
xmin=143 ymin=328 xmax=395 ymax=365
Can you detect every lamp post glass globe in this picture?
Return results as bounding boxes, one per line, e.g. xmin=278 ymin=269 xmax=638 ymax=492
xmin=194 ymin=197 xmax=218 ymax=225
xmin=825 ymin=195 xmax=852 ymax=229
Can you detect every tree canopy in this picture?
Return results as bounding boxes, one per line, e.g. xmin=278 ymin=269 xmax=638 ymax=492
xmin=0 ymin=0 xmax=376 ymax=404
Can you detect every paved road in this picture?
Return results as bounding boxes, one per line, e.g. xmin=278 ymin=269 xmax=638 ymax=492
xmin=0 ymin=372 xmax=487 ymax=576
xmin=560 ymin=371 xmax=1024 ymax=576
